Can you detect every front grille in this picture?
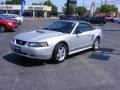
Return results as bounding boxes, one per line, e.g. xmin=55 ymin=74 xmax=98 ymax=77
xmin=16 ymin=39 xmax=27 ymax=45
xmin=14 ymin=50 xmax=27 ymax=55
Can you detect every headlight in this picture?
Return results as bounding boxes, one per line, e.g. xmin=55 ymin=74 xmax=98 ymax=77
xmin=8 ymin=22 xmax=13 ymax=26
xmin=28 ymin=42 xmax=48 ymax=47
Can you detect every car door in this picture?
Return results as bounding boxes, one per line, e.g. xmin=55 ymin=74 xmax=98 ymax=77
xmin=70 ymin=23 xmax=94 ymax=52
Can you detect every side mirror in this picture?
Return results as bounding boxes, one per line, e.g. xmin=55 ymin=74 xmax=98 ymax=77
xmin=75 ymin=30 xmax=82 ymax=34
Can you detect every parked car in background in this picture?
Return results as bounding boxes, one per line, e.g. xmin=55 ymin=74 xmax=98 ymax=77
xmin=59 ymin=15 xmax=90 ymax=21
xmin=59 ymin=15 xmax=68 ymax=20
xmin=0 ymin=15 xmax=17 ymax=32
xmin=10 ymin=20 xmax=102 ymax=63
xmin=59 ymin=15 xmax=76 ymax=20
xmin=77 ymin=15 xmax=90 ymax=21
xmin=67 ymin=15 xmax=76 ymax=20
xmin=0 ymin=14 xmax=20 ymax=25
xmin=114 ymin=17 xmax=120 ymax=23
xmin=2 ymin=14 xmax=24 ymax=24
xmin=88 ymin=16 xmax=106 ymax=25
xmin=105 ymin=15 xmax=114 ymax=22
xmin=0 ymin=14 xmax=19 ymax=28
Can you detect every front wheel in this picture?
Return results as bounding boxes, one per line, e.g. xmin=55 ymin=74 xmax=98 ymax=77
xmin=52 ymin=43 xmax=67 ymax=63
xmin=0 ymin=25 xmax=7 ymax=32
xmin=18 ymin=20 xmax=22 ymax=25
xmin=92 ymin=38 xmax=100 ymax=51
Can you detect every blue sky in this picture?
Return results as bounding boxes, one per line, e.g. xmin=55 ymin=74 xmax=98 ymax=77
xmin=0 ymin=0 xmax=120 ymax=11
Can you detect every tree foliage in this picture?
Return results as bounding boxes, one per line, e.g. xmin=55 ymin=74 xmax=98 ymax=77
xmin=76 ymin=6 xmax=87 ymax=16
xmin=5 ymin=0 xmax=21 ymax=5
xmin=64 ymin=4 xmax=76 ymax=15
xmin=44 ymin=0 xmax=58 ymax=16
xmin=44 ymin=0 xmax=52 ymax=6
xmin=63 ymin=4 xmax=87 ymax=16
xmin=96 ymin=4 xmax=118 ymax=13
xmin=95 ymin=7 xmax=100 ymax=13
xmin=51 ymin=5 xmax=58 ymax=16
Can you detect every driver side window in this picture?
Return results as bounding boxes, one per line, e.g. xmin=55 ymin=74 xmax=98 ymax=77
xmin=75 ymin=23 xmax=93 ymax=34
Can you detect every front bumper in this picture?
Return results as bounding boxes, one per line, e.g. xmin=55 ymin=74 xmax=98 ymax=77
xmin=7 ymin=24 xmax=16 ymax=30
xmin=10 ymin=41 xmax=53 ymax=60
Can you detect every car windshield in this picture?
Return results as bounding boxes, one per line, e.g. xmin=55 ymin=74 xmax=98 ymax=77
xmin=8 ymin=15 xmax=15 ymax=18
xmin=0 ymin=15 xmax=6 ymax=19
xmin=43 ymin=21 xmax=76 ymax=33
xmin=1 ymin=14 xmax=10 ymax=19
xmin=13 ymin=14 xmax=19 ymax=17
xmin=3 ymin=14 xmax=16 ymax=18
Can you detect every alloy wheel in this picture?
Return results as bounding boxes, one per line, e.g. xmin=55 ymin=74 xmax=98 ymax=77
xmin=56 ymin=46 xmax=66 ymax=61
xmin=0 ymin=25 xmax=6 ymax=32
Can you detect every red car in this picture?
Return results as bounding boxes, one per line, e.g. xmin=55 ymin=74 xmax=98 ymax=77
xmin=0 ymin=15 xmax=17 ymax=32
xmin=105 ymin=15 xmax=114 ymax=22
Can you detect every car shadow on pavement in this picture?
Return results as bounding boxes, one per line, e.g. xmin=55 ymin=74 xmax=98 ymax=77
xmin=3 ymin=48 xmax=120 ymax=66
xmin=0 ymin=31 xmax=15 ymax=33
xmin=89 ymin=48 xmax=120 ymax=61
xmin=3 ymin=53 xmax=55 ymax=67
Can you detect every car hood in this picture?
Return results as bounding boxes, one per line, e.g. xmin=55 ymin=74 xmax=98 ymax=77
xmin=0 ymin=19 xmax=15 ymax=22
xmin=15 ymin=30 xmax=66 ymax=42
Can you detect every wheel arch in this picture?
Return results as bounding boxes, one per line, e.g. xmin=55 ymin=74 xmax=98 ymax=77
xmin=92 ymin=35 xmax=101 ymax=46
xmin=51 ymin=41 xmax=69 ymax=63
xmin=54 ymin=41 xmax=69 ymax=54
xmin=0 ymin=24 xmax=8 ymax=31
xmin=96 ymin=36 xmax=100 ymax=41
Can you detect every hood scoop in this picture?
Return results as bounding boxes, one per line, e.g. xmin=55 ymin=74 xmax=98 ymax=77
xmin=36 ymin=30 xmax=45 ymax=33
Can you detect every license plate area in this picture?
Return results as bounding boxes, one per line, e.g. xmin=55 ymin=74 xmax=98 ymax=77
xmin=14 ymin=46 xmax=21 ymax=53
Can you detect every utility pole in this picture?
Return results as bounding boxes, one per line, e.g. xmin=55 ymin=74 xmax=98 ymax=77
xmin=66 ymin=0 xmax=70 ymax=16
xmin=5 ymin=0 xmax=8 ymax=14
xmin=66 ymin=0 xmax=77 ymax=16
xmin=105 ymin=0 xmax=107 ymax=5
xmin=101 ymin=0 xmax=102 ymax=6
xmin=83 ymin=0 xmax=85 ymax=7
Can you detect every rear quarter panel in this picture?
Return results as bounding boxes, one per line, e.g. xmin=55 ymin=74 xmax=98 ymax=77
xmin=92 ymin=28 xmax=102 ymax=43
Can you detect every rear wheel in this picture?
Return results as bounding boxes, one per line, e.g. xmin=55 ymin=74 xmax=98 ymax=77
xmin=100 ymin=23 xmax=104 ymax=26
xmin=0 ymin=25 xmax=6 ymax=32
xmin=52 ymin=43 xmax=67 ymax=63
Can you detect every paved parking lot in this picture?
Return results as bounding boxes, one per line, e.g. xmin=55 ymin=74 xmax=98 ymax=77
xmin=0 ymin=18 xmax=120 ymax=90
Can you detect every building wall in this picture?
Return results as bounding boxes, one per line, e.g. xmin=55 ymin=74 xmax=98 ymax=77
xmin=0 ymin=5 xmax=51 ymax=17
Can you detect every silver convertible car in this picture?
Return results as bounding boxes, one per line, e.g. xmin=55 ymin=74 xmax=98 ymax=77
xmin=10 ymin=20 xmax=102 ymax=63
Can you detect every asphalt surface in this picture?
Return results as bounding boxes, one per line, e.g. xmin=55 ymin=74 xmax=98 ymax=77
xmin=0 ymin=19 xmax=120 ymax=90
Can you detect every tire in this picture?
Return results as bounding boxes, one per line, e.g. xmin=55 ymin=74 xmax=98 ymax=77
xmin=92 ymin=38 xmax=100 ymax=51
xmin=100 ymin=23 xmax=104 ymax=26
xmin=0 ymin=25 xmax=7 ymax=32
xmin=52 ymin=43 xmax=67 ymax=63
xmin=18 ymin=20 xmax=22 ymax=25
xmin=115 ymin=21 xmax=117 ymax=23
